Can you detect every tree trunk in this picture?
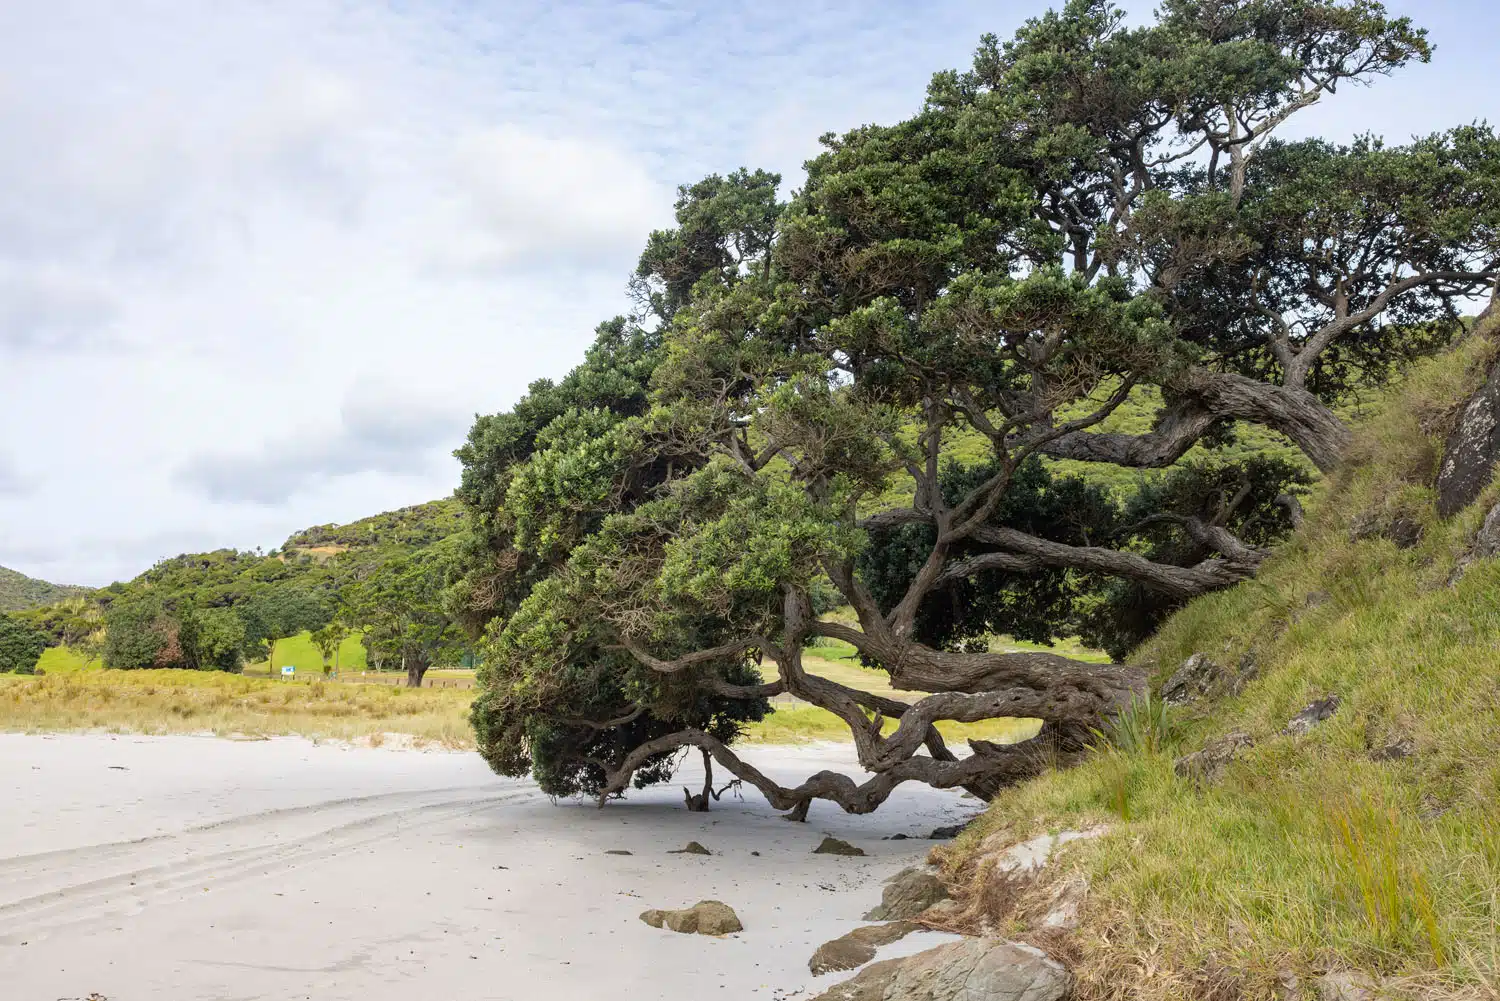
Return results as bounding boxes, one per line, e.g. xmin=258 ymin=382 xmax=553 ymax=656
xmin=404 ymin=653 xmax=430 ymax=688
xmin=683 ymin=749 xmax=713 ymax=811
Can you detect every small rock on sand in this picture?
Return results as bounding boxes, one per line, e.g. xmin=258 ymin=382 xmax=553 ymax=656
xmin=639 ymin=900 xmax=743 ymax=935
xmin=668 ymin=841 xmax=712 ymax=855
xmin=604 ymin=850 xmax=633 ymax=856
xmin=812 ymin=836 xmax=865 ymax=856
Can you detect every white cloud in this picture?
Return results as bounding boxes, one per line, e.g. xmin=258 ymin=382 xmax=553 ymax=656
xmin=176 ymin=385 xmax=470 ymax=506
xmin=0 ymin=269 xmax=119 ymax=351
xmin=0 ymin=452 xmax=26 ymax=496
xmin=438 ymin=127 xmax=670 ymax=272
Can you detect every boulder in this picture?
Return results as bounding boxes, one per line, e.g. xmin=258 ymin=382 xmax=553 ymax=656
xmin=809 ymin=921 xmax=920 ymax=975
xmin=669 ymin=841 xmax=712 ymax=855
xmin=813 ymin=836 xmax=867 ymax=856
xmin=1162 ymin=653 xmax=1222 ymax=705
xmin=639 ymin=900 xmax=742 ymax=935
xmin=1437 ymin=358 xmax=1500 ymax=518
xmin=1284 ymin=695 xmax=1342 ymax=736
xmin=884 ymin=938 xmax=1070 ymax=1001
xmin=865 ymin=866 xmax=950 ymax=921
xmin=1174 ymin=731 xmax=1255 ymax=785
xmin=926 ymin=822 xmax=968 ymax=840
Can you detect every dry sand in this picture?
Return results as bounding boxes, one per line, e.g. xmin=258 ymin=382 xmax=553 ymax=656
xmin=0 ymin=733 xmax=972 ymax=1000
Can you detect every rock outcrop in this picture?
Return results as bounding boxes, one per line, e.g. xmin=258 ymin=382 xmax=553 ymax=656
xmin=1437 ymin=357 xmax=1500 ymax=518
xmin=1284 ymin=695 xmax=1342 ymax=736
xmin=864 ymin=866 xmax=950 ymax=921
xmin=1162 ymin=653 xmax=1221 ymax=704
xmin=809 ymin=921 xmax=921 ymax=975
xmin=813 ymin=836 xmax=867 ymax=856
xmin=639 ymin=900 xmax=742 ymax=935
xmin=810 ymin=938 xmax=1070 ymax=1001
xmin=1174 ymin=731 xmax=1254 ymax=785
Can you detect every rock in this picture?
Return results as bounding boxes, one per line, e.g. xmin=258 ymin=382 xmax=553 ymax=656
xmin=1437 ymin=357 xmax=1500 ymax=518
xmin=882 ymin=938 xmax=1070 ymax=1001
xmin=885 ymin=833 xmax=911 ymax=841
xmin=1473 ymin=502 xmax=1500 ymax=559
xmin=809 ymin=921 xmax=920 ymax=975
xmin=1316 ymin=971 xmax=1377 ymax=1001
xmin=669 ymin=841 xmax=712 ymax=855
xmin=808 ymin=958 xmax=904 ymax=1000
xmin=1174 ymin=731 xmax=1255 ymax=785
xmin=926 ymin=822 xmax=969 ymax=840
xmin=865 ymin=866 xmax=950 ymax=921
xmin=1037 ymin=876 xmax=1087 ymax=930
xmin=813 ymin=836 xmax=866 ymax=856
xmin=1350 ymin=511 xmax=1424 ymax=549
xmin=1450 ymin=501 xmax=1500 ymax=582
xmin=812 ymin=936 xmax=879 ymax=976
xmin=1284 ymin=695 xmax=1342 ymax=736
xmin=1162 ymin=653 xmax=1222 ymax=705
xmin=639 ymin=900 xmax=742 ymax=935
xmin=985 ymin=827 xmax=1107 ymax=876
xmin=604 ymin=849 xmax=632 ymax=856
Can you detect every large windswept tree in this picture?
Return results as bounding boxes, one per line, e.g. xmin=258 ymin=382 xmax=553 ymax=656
xmin=457 ymin=0 xmax=1500 ymax=817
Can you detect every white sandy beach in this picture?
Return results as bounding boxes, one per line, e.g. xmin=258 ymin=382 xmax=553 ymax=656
xmin=0 ymin=733 xmax=972 ymax=1001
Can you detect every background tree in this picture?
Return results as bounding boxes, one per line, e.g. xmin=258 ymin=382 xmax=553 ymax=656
xmin=240 ymin=588 xmax=329 ymax=675
xmin=0 ymin=612 xmax=47 ymax=674
xmin=310 ymin=621 xmax=349 ymax=677
xmin=457 ymin=0 xmax=1500 ymax=817
xmin=345 ymin=544 xmax=466 ymax=688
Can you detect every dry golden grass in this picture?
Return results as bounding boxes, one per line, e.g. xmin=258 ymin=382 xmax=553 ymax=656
xmin=0 ymin=669 xmax=475 ymax=747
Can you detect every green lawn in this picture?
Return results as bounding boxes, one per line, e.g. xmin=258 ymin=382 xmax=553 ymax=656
xmin=240 ymin=631 xmax=368 ymax=677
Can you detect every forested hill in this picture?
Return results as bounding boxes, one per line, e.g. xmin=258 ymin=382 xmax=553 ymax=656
xmin=282 ymin=499 xmax=464 ymax=557
xmin=0 ymin=566 xmax=90 ymax=612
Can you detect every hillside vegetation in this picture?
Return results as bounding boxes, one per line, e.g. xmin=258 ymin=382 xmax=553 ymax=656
xmin=0 ymin=566 xmax=89 ymax=612
xmin=938 ymin=335 xmax=1500 ymax=999
xmin=283 ymin=499 xmax=464 ymax=555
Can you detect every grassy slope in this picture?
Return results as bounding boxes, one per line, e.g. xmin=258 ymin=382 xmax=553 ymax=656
xmin=0 ymin=566 xmax=89 ymax=612
xmin=942 ymin=336 xmax=1500 ymax=999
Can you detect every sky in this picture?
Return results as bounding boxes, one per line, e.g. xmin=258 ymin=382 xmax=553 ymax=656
xmin=0 ymin=0 xmax=1496 ymax=587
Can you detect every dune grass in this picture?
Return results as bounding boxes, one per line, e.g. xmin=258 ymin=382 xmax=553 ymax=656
xmin=941 ymin=337 xmax=1500 ymax=1000
xmin=0 ymin=669 xmax=475 ymax=747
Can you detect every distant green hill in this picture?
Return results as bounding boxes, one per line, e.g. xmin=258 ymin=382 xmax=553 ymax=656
xmin=283 ymin=498 xmax=464 ymax=557
xmin=0 ymin=566 xmax=90 ymax=612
